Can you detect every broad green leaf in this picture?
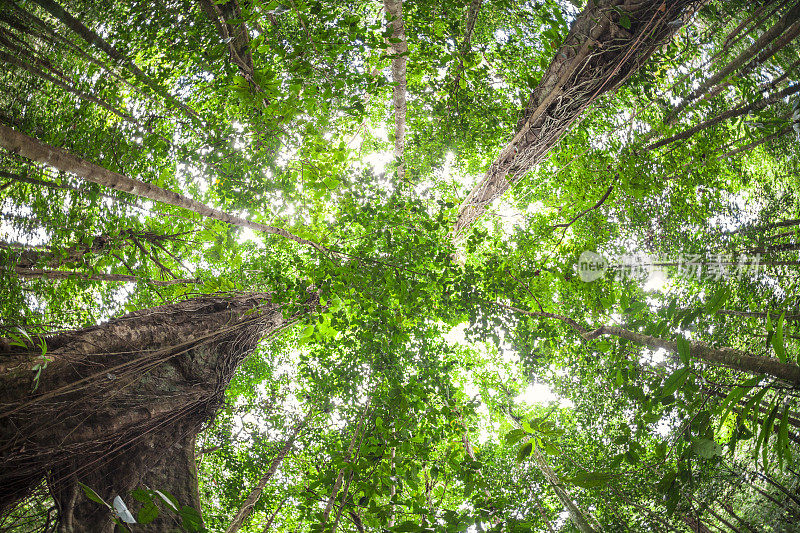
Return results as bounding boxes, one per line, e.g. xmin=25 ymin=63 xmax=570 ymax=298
xmin=138 ymin=502 xmax=159 ymax=524
xmin=677 ymin=336 xmax=691 ymax=365
xmin=504 ymin=429 xmax=527 ymax=446
xmin=660 ymin=367 xmax=691 ymax=397
xmin=705 ymin=286 xmax=730 ymax=315
xmin=179 ymin=505 xmax=204 ymax=532
xmin=717 ymin=375 xmax=764 ymax=430
xmin=516 ymin=441 xmax=533 ymax=463
xmin=692 ymin=438 xmax=722 ymax=459
xmin=772 ymin=311 xmax=787 ymax=363
xmin=757 ymin=401 xmax=780 ymax=469
xmin=78 ymin=482 xmax=109 ymax=508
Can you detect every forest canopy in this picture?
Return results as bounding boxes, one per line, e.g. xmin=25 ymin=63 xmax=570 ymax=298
xmin=2 ymin=0 xmax=800 ymax=531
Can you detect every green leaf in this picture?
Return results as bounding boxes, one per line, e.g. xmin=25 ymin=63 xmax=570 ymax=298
xmin=656 ymin=470 xmax=677 ymax=494
xmin=566 ymin=471 xmax=615 ymax=489
xmin=692 ymin=438 xmax=722 ymax=459
xmin=705 ymin=286 xmax=730 ymax=315
xmin=395 ymin=521 xmax=421 ymax=532
xmin=717 ymin=375 xmax=764 ymax=430
xmin=179 ymin=505 xmax=204 ymax=532
xmin=772 ymin=311 xmax=787 ymax=363
xmin=78 ymin=482 xmax=109 ymax=508
xmin=298 ymin=324 xmax=315 ymax=345
xmin=543 ymin=441 xmax=561 ymax=456
xmin=677 ymin=336 xmax=691 ymax=365
xmin=779 ymin=404 xmax=791 ymax=469
xmin=742 ymin=386 xmax=770 ymax=424
xmin=131 ymin=488 xmax=153 ymax=504
xmin=516 ymin=441 xmax=533 ymax=463
xmin=756 ymin=401 xmax=780 ymax=469
xmin=138 ymin=502 xmax=159 ymax=524
xmin=504 ymin=429 xmax=527 ymax=446
xmin=660 ymin=367 xmax=691 ymax=397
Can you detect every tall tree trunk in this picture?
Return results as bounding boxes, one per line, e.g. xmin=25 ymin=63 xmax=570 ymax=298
xmin=383 ymin=0 xmax=407 ymax=183
xmin=666 ymin=2 xmax=800 ymax=123
xmin=12 ymin=266 xmax=199 ymax=286
xmin=506 ymin=412 xmax=600 ymax=533
xmin=225 ymin=409 xmax=313 ymax=533
xmin=323 ymin=400 xmax=370 ymax=524
xmin=452 ymin=0 xmax=705 ymax=238
xmin=497 ymin=303 xmax=800 ymax=384
xmin=25 ymin=0 xmax=204 ymax=126
xmin=0 ymin=293 xmax=313 ymax=531
xmin=649 ymin=82 xmax=800 ymax=150
xmin=451 ymin=0 xmax=483 ymax=94
xmin=5 ymin=230 xmax=184 ymax=270
xmin=197 ymin=0 xmax=258 ymax=87
xmin=0 ymin=124 xmax=329 ymax=253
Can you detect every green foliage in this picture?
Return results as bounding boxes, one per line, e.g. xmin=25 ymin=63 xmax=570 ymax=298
xmin=3 ymin=0 xmax=800 ymax=531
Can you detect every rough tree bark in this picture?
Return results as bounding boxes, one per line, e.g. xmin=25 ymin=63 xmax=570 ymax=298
xmin=451 ymin=0 xmax=705 ymax=239
xmin=0 ymin=293 xmax=313 ymax=531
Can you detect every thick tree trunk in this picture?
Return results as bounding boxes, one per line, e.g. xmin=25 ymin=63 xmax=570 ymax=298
xmin=0 ymin=124 xmax=328 ymax=253
xmin=452 ymin=0 xmax=705 ymax=238
xmin=0 ymin=293 xmax=312 ymax=531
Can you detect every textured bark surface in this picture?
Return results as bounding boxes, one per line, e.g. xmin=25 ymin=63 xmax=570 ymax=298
xmin=452 ymin=0 xmax=705 ymax=239
xmin=0 ymin=293 xmax=310 ymax=531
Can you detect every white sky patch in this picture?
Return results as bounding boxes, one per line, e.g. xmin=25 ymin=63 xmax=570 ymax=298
xmin=516 ymin=383 xmax=574 ymax=409
xmin=238 ymin=227 xmax=265 ymax=248
xmin=372 ymin=125 xmax=389 ymax=142
xmin=643 ymin=268 xmax=668 ymax=292
xmin=440 ymin=151 xmax=454 ymax=181
xmin=493 ymin=201 xmax=525 ymax=237
xmin=362 ymin=150 xmax=394 ymax=176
